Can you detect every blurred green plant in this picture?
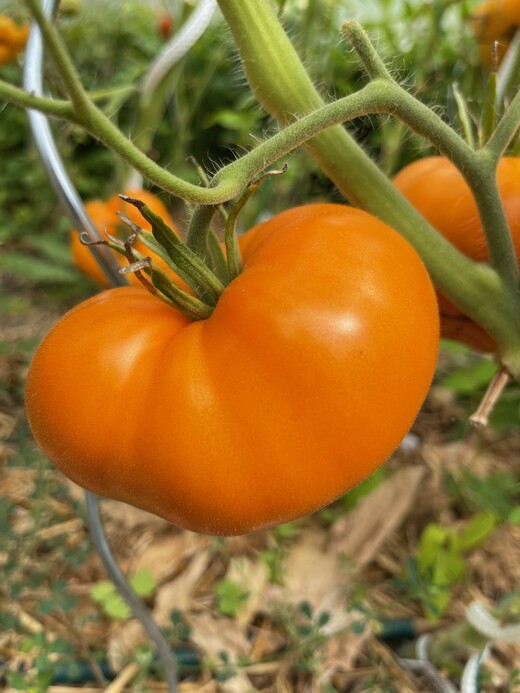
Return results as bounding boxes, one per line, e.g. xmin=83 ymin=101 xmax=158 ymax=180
xmin=90 ymin=568 xmax=157 ymax=620
xmin=447 ymin=468 xmax=520 ymax=521
xmin=403 ymin=511 xmax=498 ymax=619
xmin=439 ymin=349 xmax=520 ymax=431
xmin=213 ymin=578 xmax=249 ymax=617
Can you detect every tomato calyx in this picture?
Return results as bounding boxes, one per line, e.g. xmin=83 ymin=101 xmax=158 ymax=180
xmin=80 ymin=216 xmax=215 ymax=321
xmin=223 ymin=165 xmax=288 ymax=281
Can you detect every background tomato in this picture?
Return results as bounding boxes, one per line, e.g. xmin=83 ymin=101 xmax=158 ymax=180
xmin=27 ymin=204 xmax=439 ymax=536
xmin=471 ymin=0 xmax=520 ymax=66
xmin=393 ymin=156 xmax=520 ymax=352
xmin=71 ymin=189 xmax=177 ymax=287
xmin=0 ymin=15 xmax=29 ymax=66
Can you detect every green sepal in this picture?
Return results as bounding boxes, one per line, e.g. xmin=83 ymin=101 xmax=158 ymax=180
xmin=207 ymin=229 xmax=230 ymax=283
xmin=150 ymin=267 xmax=213 ymax=321
xmin=120 ymin=196 xmax=225 ymax=305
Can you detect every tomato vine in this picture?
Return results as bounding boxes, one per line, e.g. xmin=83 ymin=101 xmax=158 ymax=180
xmin=0 ymin=0 xmax=519 ymax=386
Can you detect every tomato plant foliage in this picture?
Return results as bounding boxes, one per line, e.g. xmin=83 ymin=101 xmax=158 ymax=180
xmin=26 ymin=205 xmax=439 ymax=535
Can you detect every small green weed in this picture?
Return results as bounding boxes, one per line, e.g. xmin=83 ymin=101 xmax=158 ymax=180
xmin=404 ymin=512 xmax=498 ymax=619
xmin=214 ymin=579 xmax=249 ymax=617
xmin=89 ymin=569 xmax=157 ymax=620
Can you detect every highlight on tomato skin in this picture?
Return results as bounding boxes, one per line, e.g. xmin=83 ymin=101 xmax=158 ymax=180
xmin=26 ymin=204 xmax=440 ymax=536
xmin=393 ymin=156 xmax=520 ymax=353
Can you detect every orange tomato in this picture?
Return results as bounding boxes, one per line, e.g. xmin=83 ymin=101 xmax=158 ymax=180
xmin=471 ymin=0 xmax=520 ymax=67
xmin=393 ymin=156 xmax=520 ymax=352
xmin=0 ymin=15 xmax=29 ymax=66
xmin=71 ymin=189 xmax=177 ymax=288
xmin=27 ymin=204 xmax=439 ymax=535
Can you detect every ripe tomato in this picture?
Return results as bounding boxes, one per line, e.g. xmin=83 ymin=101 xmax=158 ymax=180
xmin=71 ymin=189 xmax=176 ymax=287
xmin=393 ymin=156 xmax=520 ymax=352
xmin=0 ymin=15 xmax=29 ymax=66
xmin=471 ymin=0 xmax=520 ymax=66
xmin=26 ymin=204 xmax=439 ymax=536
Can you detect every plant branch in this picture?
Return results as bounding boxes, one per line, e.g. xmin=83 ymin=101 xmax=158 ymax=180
xmin=9 ymin=3 xmax=520 ymax=373
xmin=186 ymin=204 xmax=218 ymax=258
xmin=0 ymin=79 xmax=76 ymax=120
xmin=464 ymin=151 xmax=520 ymax=292
xmin=376 ymin=85 xmax=519 ymax=289
xmin=215 ymin=0 xmax=403 ymax=214
xmin=342 ymin=20 xmax=393 ymax=81
xmin=485 ymin=87 xmax=520 ymax=159
xmin=24 ymin=0 xmax=91 ymax=114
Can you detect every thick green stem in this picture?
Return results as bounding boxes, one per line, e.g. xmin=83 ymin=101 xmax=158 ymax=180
xmin=13 ymin=0 xmax=520 ymax=375
xmin=215 ymin=0 xmax=398 ymax=213
xmin=78 ymin=106 xmax=237 ymax=204
xmin=464 ymin=151 xmax=520 ymax=292
xmin=186 ymin=205 xmax=218 ymax=258
xmin=215 ymin=2 xmax=520 ymax=375
xmin=377 ymin=87 xmax=519 ymax=291
xmin=24 ymin=0 xmax=91 ymax=113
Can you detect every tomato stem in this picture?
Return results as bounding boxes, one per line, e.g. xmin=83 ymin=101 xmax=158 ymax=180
xmin=120 ymin=235 xmax=158 ymax=296
xmin=10 ymin=0 xmax=520 ymax=376
xmin=341 ymin=21 xmax=393 ymax=82
xmin=496 ymin=31 xmax=520 ymax=106
xmin=452 ymin=84 xmax=476 ymax=149
xmin=121 ymin=196 xmax=226 ymax=305
xmin=186 ymin=204 xmax=218 ymax=259
xmin=24 ymin=0 xmax=91 ymax=115
xmin=485 ymin=87 xmax=520 ymax=158
xmin=469 ymin=365 xmax=512 ymax=428
xmin=479 ymin=71 xmax=498 ymax=147
xmin=150 ymin=267 xmax=214 ymax=320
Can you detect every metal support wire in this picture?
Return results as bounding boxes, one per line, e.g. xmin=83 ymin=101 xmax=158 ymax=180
xmin=23 ymin=1 xmax=179 ymax=689
xmin=23 ymin=0 xmax=126 ymax=286
xmin=85 ymin=494 xmax=179 ymax=689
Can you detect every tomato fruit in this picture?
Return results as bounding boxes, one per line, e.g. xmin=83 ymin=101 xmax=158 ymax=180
xmin=26 ymin=204 xmax=439 ymax=536
xmin=0 ymin=15 xmax=29 ymax=66
xmin=393 ymin=156 xmax=520 ymax=352
xmin=471 ymin=0 xmax=520 ymax=66
xmin=71 ymin=189 xmax=176 ymax=287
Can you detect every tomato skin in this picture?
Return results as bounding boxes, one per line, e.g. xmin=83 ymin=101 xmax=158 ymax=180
xmin=393 ymin=157 xmax=520 ymax=352
xmin=27 ymin=204 xmax=439 ymax=536
xmin=471 ymin=0 xmax=520 ymax=66
xmin=0 ymin=16 xmax=29 ymax=66
xmin=71 ymin=189 xmax=176 ymax=287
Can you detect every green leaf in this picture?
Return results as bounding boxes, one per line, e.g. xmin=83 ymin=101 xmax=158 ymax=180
xmin=103 ymin=595 xmax=132 ymax=620
xmin=7 ymin=671 xmax=27 ymax=689
xmin=457 ymin=512 xmax=498 ymax=551
xmin=129 ymin=569 xmax=157 ymax=598
xmin=417 ymin=523 xmax=451 ymax=571
xmin=440 ymin=360 xmax=497 ymax=396
xmin=342 ymin=466 xmax=388 ymax=512
xmin=508 ymin=506 xmax=520 ymax=525
xmin=90 ymin=580 xmax=116 ymax=603
xmin=214 ymin=579 xmax=248 ymax=617
xmin=488 ymin=387 xmax=520 ymax=432
xmin=433 ymin=548 xmax=465 ymax=585
xmin=459 ymin=471 xmax=519 ymax=517
xmin=0 ymin=252 xmax=80 ymax=285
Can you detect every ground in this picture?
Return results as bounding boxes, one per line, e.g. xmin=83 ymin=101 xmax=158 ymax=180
xmin=1 ymin=287 xmax=520 ymax=693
